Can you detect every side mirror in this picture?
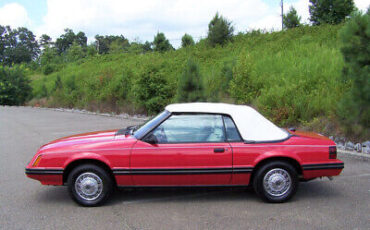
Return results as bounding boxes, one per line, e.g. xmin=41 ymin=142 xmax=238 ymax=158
xmin=144 ymin=133 xmax=158 ymax=144
xmin=289 ymin=127 xmax=296 ymax=132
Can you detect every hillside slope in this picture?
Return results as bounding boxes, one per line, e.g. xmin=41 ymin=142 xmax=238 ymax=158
xmin=31 ymin=24 xmax=345 ymax=129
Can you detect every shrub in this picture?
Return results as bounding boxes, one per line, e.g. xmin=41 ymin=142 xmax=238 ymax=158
xmin=228 ymin=53 xmax=259 ymax=104
xmin=207 ymin=13 xmax=234 ymax=46
xmin=134 ymin=65 xmax=174 ymax=114
xmin=66 ymin=42 xmax=86 ymax=62
xmin=0 ymin=66 xmax=32 ymax=105
xmin=177 ymin=59 xmax=205 ymax=102
xmin=204 ymin=61 xmax=234 ymax=102
xmin=100 ymin=70 xmax=133 ymax=103
xmin=40 ymin=83 xmax=48 ymax=98
xmin=42 ymin=64 xmax=54 ymax=75
xmin=53 ymin=75 xmax=63 ymax=91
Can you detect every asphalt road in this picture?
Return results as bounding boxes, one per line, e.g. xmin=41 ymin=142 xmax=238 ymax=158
xmin=0 ymin=106 xmax=369 ymax=230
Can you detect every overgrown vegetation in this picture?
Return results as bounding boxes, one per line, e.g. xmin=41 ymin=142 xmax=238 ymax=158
xmin=30 ymin=25 xmax=346 ymax=126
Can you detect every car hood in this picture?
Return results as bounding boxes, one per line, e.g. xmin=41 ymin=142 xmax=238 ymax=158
xmin=38 ymin=129 xmax=136 ymax=153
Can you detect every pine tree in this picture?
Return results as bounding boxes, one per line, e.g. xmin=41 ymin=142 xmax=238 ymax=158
xmin=207 ymin=13 xmax=234 ymax=46
xmin=283 ymin=7 xmax=302 ymax=28
xmin=177 ymin=59 xmax=205 ymax=102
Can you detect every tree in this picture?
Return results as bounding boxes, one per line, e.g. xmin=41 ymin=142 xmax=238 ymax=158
xmin=181 ymin=33 xmax=195 ymax=48
xmin=39 ymin=34 xmax=52 ymax=48
xmin=207 ymin=13 xmax=234 ymax=46
xmin=75 ymin=31 xmax=87 ymax=47
xmin=153 ymin=32 xmax=173 ymax=52
xmin=55 ymin=29 xmax=75 ymax=54
xmin=55 ymin=28 xmax=87 ymax=54
xmin=309 ymin=0 xmax=355 ymax=25
xmin=337 ymin=11 xmax=369 ymax=135
xmin=0 ymin=26 xmax=40 ymax=65
xmin=283 ymin=7 xmax=302 ymax=28
xmin=94 ymin=35 xmax=129 ymax=54
xmin=108 ymin=39 xmax=129 ymax=54
xmin=0 ymin=25 xmax=6 ymax=63
xmin=142 ymin=41 xmax=152 ymax=52
xmin=177 ymin=59 xmax=205 ymax=102
xmin=0 ymin=66 xmax=31 ymax=105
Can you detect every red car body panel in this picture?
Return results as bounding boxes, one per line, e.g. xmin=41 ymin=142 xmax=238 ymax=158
xmin=26 ymin=128 xmax=343 ymax=187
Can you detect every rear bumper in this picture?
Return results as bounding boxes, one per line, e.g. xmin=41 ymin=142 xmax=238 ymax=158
xmin=25 ymin=168 xmax=64 ymax=185
xmin=302 ymin=162 xmax=344 ymax=179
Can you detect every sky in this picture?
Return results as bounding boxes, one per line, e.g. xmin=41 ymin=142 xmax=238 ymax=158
xmin=0 ymin=0 xmax=368 ymax=47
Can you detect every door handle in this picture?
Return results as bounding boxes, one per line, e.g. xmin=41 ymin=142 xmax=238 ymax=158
xmin=214 ymin=148 xmax=225 ymax=153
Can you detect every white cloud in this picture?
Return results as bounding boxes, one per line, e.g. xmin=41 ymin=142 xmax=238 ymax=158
xmin=35 ymin=0 xmax=277 ymax=47
xmin=286 ymin=0 xmax=310 ymax=23
xmin=354 ymin=0 xmax=369 ymax=11
xmin=34 ymin=0 xmax=370 ymax=47
xmin=0 ymin=3 xmax=31 ymax=28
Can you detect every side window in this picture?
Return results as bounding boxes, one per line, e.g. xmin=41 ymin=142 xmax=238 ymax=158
xmin=151 ymin=114 xmax=225 ymax=143
xmin=223 ymin=116 xmax=242 ymax=142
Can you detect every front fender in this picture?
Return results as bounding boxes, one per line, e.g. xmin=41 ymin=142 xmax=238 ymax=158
xmin=63 ymin=152 xmax=112 ymax=169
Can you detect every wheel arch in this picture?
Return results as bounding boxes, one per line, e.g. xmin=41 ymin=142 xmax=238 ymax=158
xmin=63 ymin=159 xmax=116 ymax=185
xmin=251 ymin=156 xmax=303 ymax=183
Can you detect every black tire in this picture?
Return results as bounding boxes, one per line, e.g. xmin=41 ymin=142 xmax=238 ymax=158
xmin=67 ymin=164 xmax=113 ymax=207
xmin=253 ymin=161 xmax=298 ymax=203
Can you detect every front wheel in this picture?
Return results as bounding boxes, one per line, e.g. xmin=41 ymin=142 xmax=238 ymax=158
xmin=253 ymin=161 xmax=298 ymax=203
xmin=67 ymin=164 xmax=113 ymax=207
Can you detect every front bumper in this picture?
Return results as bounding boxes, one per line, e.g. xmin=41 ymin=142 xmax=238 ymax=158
xmin=25 ymin=168 xmax=64 ymax=185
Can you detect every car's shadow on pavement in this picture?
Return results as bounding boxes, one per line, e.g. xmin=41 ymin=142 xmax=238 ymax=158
xmin=109 ymin=186 xmax=258 ymax=205
xmin=34 ymin=180 xmax=342 ymax=206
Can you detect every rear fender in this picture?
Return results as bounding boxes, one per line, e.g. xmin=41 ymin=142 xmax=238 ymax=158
xmin=253 ymin=151 xmax=303 ymax=170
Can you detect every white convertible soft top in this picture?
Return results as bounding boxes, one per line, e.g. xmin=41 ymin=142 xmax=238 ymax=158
xmin=165 ymin=103 xmax=289 ymax=142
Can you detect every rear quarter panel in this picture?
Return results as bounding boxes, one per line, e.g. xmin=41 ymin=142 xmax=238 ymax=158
xmin=230 ymin=134 xmax=342 ymax=184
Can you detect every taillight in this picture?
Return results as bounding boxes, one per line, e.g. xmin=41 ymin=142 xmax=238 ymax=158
xmin=329 ymin=146 xmax=337 ymax=159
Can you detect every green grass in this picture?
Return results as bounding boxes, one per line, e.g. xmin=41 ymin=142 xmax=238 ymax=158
xmin=31 ymin=24 xmax=345 ymax=128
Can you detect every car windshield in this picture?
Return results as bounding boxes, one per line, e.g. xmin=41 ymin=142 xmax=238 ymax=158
xmin=133 ymin=110 xmax=170 ymax=139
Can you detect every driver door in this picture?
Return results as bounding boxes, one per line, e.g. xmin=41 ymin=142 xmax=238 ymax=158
xmin=130 ymin=113 xmax=232 ymax=186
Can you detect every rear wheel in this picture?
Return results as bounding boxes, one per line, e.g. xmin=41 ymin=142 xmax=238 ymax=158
xmin=67 ymin=164 xmax=113 ymax=207
xmin=253 ymin=161 xmax=298 ymax=203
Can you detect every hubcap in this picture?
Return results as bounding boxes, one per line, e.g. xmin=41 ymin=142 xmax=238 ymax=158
xmin=75 ymin=172 xmax=103 ymax=201
xmin=263 ymin=168 xmax=291 ymax=197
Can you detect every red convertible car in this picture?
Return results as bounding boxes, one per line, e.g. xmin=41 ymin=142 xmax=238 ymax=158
xmin=26 ymin=103 xmax=344 ymax=206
